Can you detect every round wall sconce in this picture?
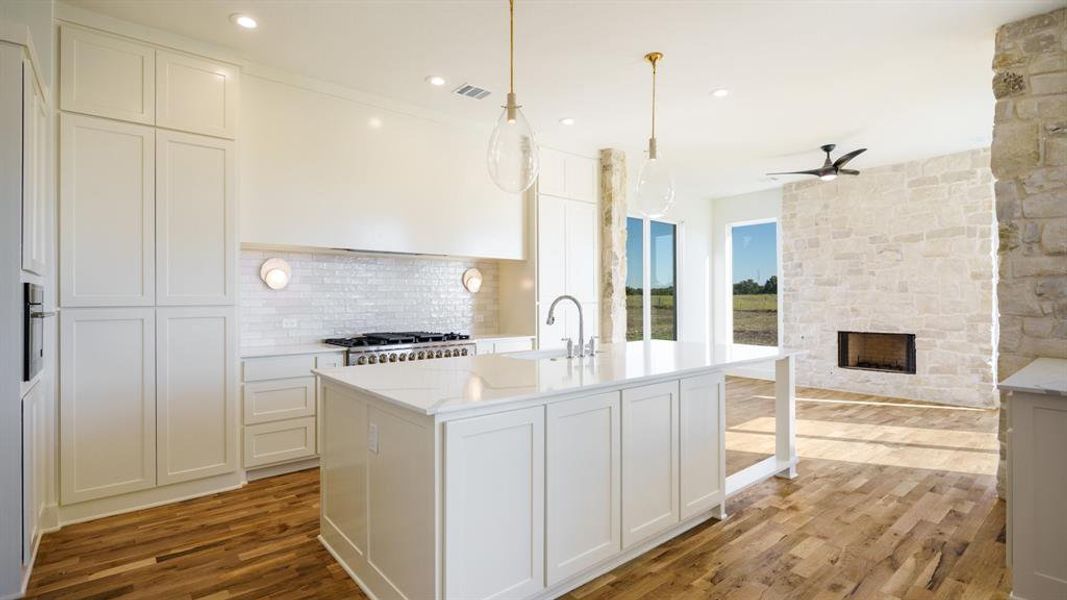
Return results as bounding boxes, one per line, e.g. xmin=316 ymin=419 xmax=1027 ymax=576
xmin=260 ymin=258 xmax=291 ymax=290
xmin=462 ymin=268 xmax=483 ymax=293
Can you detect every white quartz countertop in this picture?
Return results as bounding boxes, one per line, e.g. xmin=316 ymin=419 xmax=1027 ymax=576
xmin=999 ymin=357 xmax=1067 ymax=396
xmin=241 ymin=343 xmax=346 ymax=359
xmin=315 ymin=340 xmax=802 ymax=415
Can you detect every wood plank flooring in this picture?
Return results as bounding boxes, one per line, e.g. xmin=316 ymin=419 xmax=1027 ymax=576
xmin=26 ymin=378 xmax=1008 ymax=599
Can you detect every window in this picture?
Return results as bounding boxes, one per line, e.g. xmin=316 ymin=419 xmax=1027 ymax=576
xmin=729 ymin=221 xmax=778 ymax=346
xmin=627 ymin=217 xmax=677 ymax=341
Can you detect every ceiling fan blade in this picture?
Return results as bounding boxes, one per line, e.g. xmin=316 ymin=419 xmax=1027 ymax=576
xmin=833 ymin=148 xmax=867 ymax=169
xmin=839 ymin=169 xmax=860 ymax=176
xmin=766 ymin=169 xmax=823 ymax=177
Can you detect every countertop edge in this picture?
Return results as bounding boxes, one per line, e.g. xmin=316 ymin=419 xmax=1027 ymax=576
xmin=314 ymin=348 xmax=804 ymax=417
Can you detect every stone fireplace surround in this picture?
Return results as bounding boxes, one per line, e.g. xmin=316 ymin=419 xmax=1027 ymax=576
xmin=781 ymin=148 xmax=997 ymax=408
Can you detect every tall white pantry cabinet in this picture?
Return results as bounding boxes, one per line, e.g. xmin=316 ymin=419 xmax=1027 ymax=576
xmin=57 ymin=23 xmax=240 ymax=516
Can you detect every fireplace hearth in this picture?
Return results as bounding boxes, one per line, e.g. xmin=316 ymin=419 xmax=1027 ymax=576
xmin=838 ymin=332 xmax=916 ymax=374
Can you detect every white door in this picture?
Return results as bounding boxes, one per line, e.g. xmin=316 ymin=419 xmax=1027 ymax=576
xmin=546 ymin=392 xmax=621 ymax=584
xmin=60 ymin=113 xmax=155 ymax=307
xmin=679 ymin=374 xmax=725 ymax=519
xmin=622 ymin=380 xmax=680 ymax=548
xmin=156 ymin=130 xmax=235 ymax=305
xmin=60 ymin=25 xmax=155 ymax=125
xmin=21 ymin=62 xmax=48 ymax=275
xmin=60 ymin=308 xmax=156 ymax=504
xmin=155 ymin=51 xmax=238 ymax=139
xmin=156 ymin=307 xmax=237 ymax=485
xmin=445 ymin=407 xmax=545 ymax=600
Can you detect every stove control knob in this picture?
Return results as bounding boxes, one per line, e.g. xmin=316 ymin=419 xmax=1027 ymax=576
xmin=379 ymin=353 xmax=388 ymax=363
xmin=389 ymin=353 xmax=398 ymax=362
xmin=460 ymin=348 xmax=469 ymax=356
xmin=435 ymin=350 xmax=444 ymax=358
xmin=367 ymin=355 xmax=377 ymax=364
xmin=417 ymin=351 xmax=425 ymax=360
xmin=398 ymin=353 xmax=406 ymax=361
xmin=356 ymin=355 xmax=367 ymax=365
xmin=444 ymin=349 xmax=453 ymax=358
xmin=408 ymin=352 xmax=416 ymax=361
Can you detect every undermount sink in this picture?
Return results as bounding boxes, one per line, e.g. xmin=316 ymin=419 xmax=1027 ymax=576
xmin=503 ymin=348 xmax=570 ymax=361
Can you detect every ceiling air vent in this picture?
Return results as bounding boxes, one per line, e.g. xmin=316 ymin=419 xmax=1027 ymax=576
xmin=452 ymin=83 xmax=492 ymax=100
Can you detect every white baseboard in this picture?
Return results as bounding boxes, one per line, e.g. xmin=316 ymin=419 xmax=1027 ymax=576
xmin=58 ymin=471 xmax=246 ymax=526
xmin=246 ymin=457 xmax=319 ymax=482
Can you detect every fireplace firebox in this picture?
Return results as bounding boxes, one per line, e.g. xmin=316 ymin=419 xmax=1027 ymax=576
xmin=837 ymin=332 xmax=916 ymax=374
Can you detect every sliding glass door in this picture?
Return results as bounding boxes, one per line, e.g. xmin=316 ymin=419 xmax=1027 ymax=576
xmin=627 ymin=217 xmax=677 ymax=341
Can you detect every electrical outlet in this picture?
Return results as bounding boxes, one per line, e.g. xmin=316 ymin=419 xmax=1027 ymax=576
xmin=368 ymin=423 xmax=379 ymax=454
xmin=281 ymin=318 xmax=297 ymax=329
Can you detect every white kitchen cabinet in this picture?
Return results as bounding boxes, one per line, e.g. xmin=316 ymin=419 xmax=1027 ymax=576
xmin=156 ymin=307 xmax=237 ymax=485
xmin=445 ymin=406 xmax=545 ymax=600
xmin=536 ymin=182 xmax=599 ymax=349
xmin=60 ymin=308 xmax=156 ymax=504
xmin=679 ymin=374 xmax=725 ymax=519
xmin=244 ymin=417 xmax=317 ymax=468
xmin=21 ymin=62 xmax=48 ymax=275
xmin=155 ymin=51 xmax=238 ymax=139
xmin=156 ymin=130 xmax=236 ymax=305
xmin=21 ymin=380 xmax=46 ymax=564
xmin=60 ymin=25 xmax=155 ymax=125
xmin=546 ymin=392 xmax=621 ymax=584
xmin=1004 ymin=360 xmax=1067 ymax=600
xmin=621 ymin=380 xmax=680 ymax=548
xmin=539 ymin=147 xmax=598 ymax=203
xmin=244 ymin=377 xmax=315 ymax=424
xmin=60 ymin=113 xmax=155 ymax=307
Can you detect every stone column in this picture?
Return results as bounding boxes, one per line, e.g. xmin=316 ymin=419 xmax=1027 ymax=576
xmin=991 ymin=7 xmax=1067 ymax=498
xmin=599 ymin=149 xmax=628 ymax=343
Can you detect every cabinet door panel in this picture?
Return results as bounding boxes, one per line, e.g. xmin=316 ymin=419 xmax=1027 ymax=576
xmin=156 ymin=131 xmax=235 ymax=305
xmin=537 ymin=194 xmax=566 ymax=303
xmin=321 ymin=386 xmax=367 ymax=556
xmin=157 ymin=307 xmax=237 ymax=484
xmin=564 ymin=198 xmax=598 ymax=304
xmin=60 ymin=25 xmax=154 ymax=124
xmin=156 ymin=51 xmax=238 ymax=139
xmin=547 ymin=392 xmax=621 ymax=584
xmin=564 ymin=152 xmax=598 ymax=203
xmin=622 ymin=381 xmax=680 ymax=548
xmin=22 ymin=64 xmax=48 ymax=275
xmin=60 ymin=308 xmax=156 ymax=504
xmin=445 ymin=407 xmax=545 ymax=600
xmin=244 ymin=417 xmax=316 ymax=468
xmin=60 ymin=113 xmax=155 ymax=306
xmin=680 ymin=374 xmax=725 ymax=519
xmin=243 ymin=377 xmax=315 ymax=424
xmin=538 ymin=147 xmax=567 ymax=198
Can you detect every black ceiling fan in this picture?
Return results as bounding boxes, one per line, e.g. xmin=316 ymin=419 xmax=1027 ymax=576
xmin=767 ymin=144 xmax=867 ymax=181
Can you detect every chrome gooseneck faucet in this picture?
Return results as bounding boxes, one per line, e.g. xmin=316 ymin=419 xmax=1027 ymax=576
xmin=546 ymin=294 xmax=595 ymax=358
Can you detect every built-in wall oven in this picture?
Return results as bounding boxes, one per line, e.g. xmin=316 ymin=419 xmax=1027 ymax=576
xmin=23 ymin=283 xmax=51 ymax=381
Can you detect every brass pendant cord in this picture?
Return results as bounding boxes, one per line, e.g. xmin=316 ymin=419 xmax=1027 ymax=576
xmin=650 ymin=57 xmax=657 ymax=139
xmin=509 ymin=0 xmax=515 ymax=95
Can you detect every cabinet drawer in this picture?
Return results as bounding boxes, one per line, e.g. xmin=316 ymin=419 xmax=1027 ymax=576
xmin=242 ymin=354 xmax=315 ymax=382
xmin=243 ymin=377 xmax=315 ymax=425
xmin=244 ymin=417 xmax=316 ymax=468
xmin=315 ymin=353 xmax=343 ymax=369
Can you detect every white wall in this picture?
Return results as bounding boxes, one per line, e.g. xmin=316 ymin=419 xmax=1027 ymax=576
xmin=0 ymin=0 xmax=53 ymax=89
xmin=670 ymin=193 xmax=714 ymax=345
xmin=239 ymin=71 xmax=526 ymax=260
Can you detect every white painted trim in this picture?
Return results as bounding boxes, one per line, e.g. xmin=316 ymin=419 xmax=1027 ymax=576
xmin=245 ymin=457 xmax=319 ymax=482
xmin=0 ymin=19 xmax=48 ymax=104
xmin=725 ymin=456 xmax=796 ymax=496
xmin=57 ymin=472 xmax=246 ymax=526
xmin=318 ymin=533 xmax=384 ymax=600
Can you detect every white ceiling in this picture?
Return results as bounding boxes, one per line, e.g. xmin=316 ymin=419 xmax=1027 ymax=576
xmin=65 ymin=0 xmax=1060 ymax=199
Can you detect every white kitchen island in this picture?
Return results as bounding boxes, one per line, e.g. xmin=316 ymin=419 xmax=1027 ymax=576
xmin=314 ymin=341 xmax=802 ymax=600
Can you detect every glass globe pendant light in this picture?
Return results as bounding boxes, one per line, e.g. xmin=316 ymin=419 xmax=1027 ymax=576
xmin=487 ymin=0 xmax=539 ymax=193
xmin=634 ymin=52 xmax=675 ymax=218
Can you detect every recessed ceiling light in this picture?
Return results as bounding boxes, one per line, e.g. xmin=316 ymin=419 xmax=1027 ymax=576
xmin=368 ymin=117 xmax=383 ymax=129
xmin=710 ymin=88 xmax=730 ymax=98
xmin=426 ymin=75 xmax=446 ymax=87
xmin=230 ymin=14 xmax=257 ymax=29
xmin=559 ymin=117 xmax=576 ymax=126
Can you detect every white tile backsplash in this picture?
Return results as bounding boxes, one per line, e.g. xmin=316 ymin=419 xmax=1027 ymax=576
xmin=240 ymin=249 xmax=499 ymax=347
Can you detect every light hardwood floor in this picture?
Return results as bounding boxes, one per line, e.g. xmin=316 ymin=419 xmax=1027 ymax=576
xmin=26 ymin=378 xmax=1007 ymax=599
